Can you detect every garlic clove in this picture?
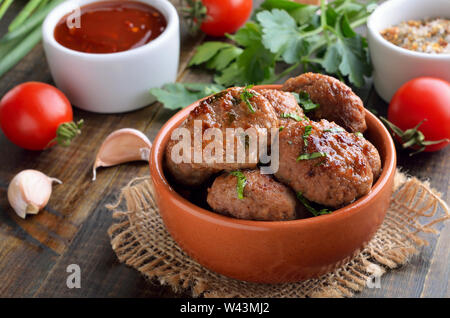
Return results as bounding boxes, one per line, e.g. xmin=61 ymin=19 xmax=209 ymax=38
xmin=92 ymin=128 xmax=152 ymax=181
xmin=7 ymin=170 xmax=62 ymax=219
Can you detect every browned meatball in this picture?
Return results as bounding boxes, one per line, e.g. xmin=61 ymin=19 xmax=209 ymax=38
xmin=259 ymin=89 xmax=304 ymax=127
xmin=165 ymin=87 xmax=279 ymax=185
xmin=164 ymin=139 xmax=219 ymax=186
xmin=355 ymin=134 xmax=382 ymax=180
xmin=207 ymin=169 xmax=297 ymax=221
xmin=282 ymin=73 xmax=367 ymax=133
xmin=275 ymin=119 xmax=374 ymax=207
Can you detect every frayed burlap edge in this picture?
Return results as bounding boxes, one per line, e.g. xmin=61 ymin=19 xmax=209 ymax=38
xmin=106 ymin=170 xmax=449 ymax=298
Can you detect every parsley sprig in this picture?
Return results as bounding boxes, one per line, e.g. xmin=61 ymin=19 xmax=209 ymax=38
xmin=151 ymin=0 xmax=376 ymax=110
xmin=303 ymin=125 xmax=312 ymax=146
xmin=292 ymin=92 xmax=320 ymax=112
xmin=240 ymin=85 xmax=256 ymax=113
xmin=296 ymin=192 xmax=332 ymax=217
xmin=280 ymin=113 xmax=303 ymax=122
xmin=297 ymin=152 xmax=327 ymax=161
xmin=230 ymin=171 xmax=247 ymax=200
xmin=189 ymin=0 xmax=375 ymax=88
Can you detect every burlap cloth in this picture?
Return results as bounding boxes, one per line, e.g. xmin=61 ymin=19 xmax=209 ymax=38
xmin=107 ymin=170 xmax=449 ymax=297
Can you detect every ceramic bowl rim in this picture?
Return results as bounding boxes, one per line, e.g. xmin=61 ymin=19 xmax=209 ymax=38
xmin=150 ymin=84 xmax=397 ymax=228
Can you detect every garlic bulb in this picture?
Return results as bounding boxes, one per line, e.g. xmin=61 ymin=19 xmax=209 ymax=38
xmin=7 ymin=170 xmax=62 ymax=219
xmin=92 ymin=128 xmax=152 ymax=181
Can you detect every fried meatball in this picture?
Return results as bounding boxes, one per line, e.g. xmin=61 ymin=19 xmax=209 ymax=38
xmin=207 ymin=169 xmax=297 ymax=221
xmin=259 ymin=89 xmax=304 ymax=127
xmin=275 ymin=119 xmax=374 ymax=207
xmin=164 ymin=139 xmax=219 ymax=186
xmin=165 ymin=87 xmax=278 ymax=185
xmin=282 ymin=72 xmax=367 ymax=133
xmin=355 ymin=134 xmax=382 ymax=180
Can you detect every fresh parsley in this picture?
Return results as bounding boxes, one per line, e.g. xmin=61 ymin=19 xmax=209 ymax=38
xmin=296 ymin=152 xmax=327 ymax=161
xmin=296 ymin=91 xmax=320 ymax=112
xmin=296 ymin=192 xmax=332 ymax=217
xmin=354 ymin=132 xmax=364 ymax=138
xmin=153 ymin=0 xmax=376 ymax=110
xmin=280 ymin=113 xmax=303 ymax=122
xmin=303 ymin=125 xmax=312 ymax=146
xmin=188 ymin=0 xmax=375 ymax=88
xmin=240 ymin=85 xmax=256 ymax=113
xmin=150 ymin=83 xmax=225 ymax=110
xmin=230 ymin=171 xmax=247 ymax=200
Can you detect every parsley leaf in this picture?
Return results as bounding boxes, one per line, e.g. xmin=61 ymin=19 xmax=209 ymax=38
xmin=297 ymin=91 xmax=319 ymax=112
xmin=188 ymin=42 xmax=233 ymax=67
xmin=297 ymin=152 xmax=327 ymax=161
xmin=150 ymin=83 xmax=225 ymax=110
xmin=280 ymin=113 xmax=303 ymax=122
xmin=230 ymin=171 xmax=247 ymax=200
xmin=257 ymin=9 xmax=310 ymax=64
xmin=240 ymin=85 xmax=256 ymax=113
xmin=296 ymin=192 xmax=332 ymax=217
xmin=303 ymin=125 xmax=312 ymax=146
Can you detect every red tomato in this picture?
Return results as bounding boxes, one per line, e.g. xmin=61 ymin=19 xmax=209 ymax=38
xmin=388 ymin=77 xmax=450 ymax=152
xmin=200 ymin=0 xmax=252 ymax=37
xmin=0 ymin=82 xmax=73 ymax=150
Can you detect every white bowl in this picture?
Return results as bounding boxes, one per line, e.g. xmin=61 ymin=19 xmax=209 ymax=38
xmin=367 ymin=0 xmax=450 ymax=103
xmin=42 ymin=0 xmax=179 ymax=113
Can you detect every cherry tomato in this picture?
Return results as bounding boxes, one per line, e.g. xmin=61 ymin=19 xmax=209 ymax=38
xmin=0 ymin=82 xmax=74 ymax=150
xmin=200 ymin=0 xmax=252 ymax=37
xmin=388 ymin=77 xmax=450 ymax=152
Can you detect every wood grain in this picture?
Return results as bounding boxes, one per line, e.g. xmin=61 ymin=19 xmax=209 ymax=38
xmin=0 ymin=0 xmax=448 ymax=298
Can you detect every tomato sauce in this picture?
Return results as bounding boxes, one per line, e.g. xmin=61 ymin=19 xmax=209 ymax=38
xmin=54 ymin=1 xmax=167 ymax=54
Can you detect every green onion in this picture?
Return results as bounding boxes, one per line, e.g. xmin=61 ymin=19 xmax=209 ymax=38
xmin=9 ymin=0 xmax=43 ymax=32
xmin=280 ymin=112 xmax=302 ymax=122
xmin=0 ymin=0 xmax=64 ymax=44
xmin=0 ymin=25 xmax=42 ymax=78
xmin=296 ymin=192 xmax=332 ymax=217
xmin=303 ymin=125 xmax=312 ymax=146
xmin=230 ymin=171 xmax=247 ymax=200
xmin=296 ymin=152 xmax=327 ymax=161
xmin=240 ymin=84 xmax=256 ymax=113
xmin=0 ymin=0 xmax=14 ymax=21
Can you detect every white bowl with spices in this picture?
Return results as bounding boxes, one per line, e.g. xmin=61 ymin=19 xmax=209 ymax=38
xmin=42 ymin=0 xmax=180 ymax=113
xmin=367 ymin=0 xmax=450 ymax=102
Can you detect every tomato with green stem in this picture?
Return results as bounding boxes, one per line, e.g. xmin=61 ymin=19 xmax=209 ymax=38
xmin=183 ymin=0 xmax=252 ymax=37
xmin=381 ymin=77 xmax=450 ymax=155
xmin=0 ymin=82 xmax=83 ymax=150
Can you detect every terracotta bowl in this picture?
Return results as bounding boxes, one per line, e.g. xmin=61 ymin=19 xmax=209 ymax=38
xmin=149 ymin=85 xmax=397 ymax=283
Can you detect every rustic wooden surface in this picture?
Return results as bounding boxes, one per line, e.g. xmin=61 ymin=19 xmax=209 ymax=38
xmin=0 ymin=0 xmax=448 ymax=298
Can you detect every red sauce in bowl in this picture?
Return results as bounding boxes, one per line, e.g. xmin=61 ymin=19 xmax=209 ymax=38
xmin=54 ymin=1 xmax=167 ymax=54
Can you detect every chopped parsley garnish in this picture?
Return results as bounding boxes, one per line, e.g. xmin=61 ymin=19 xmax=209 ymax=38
xmin=279 ymin=126 xmax=285 ymax=132
xmin=303 ymin=125 xmax=312 ymax=146
xmin=324 ymin=127 xmax=344 ymax=133
xmin=296 ymin=152 xmax=327 ymax=161
xmin=280 ymin=113 xmax=303 ymax=122
xmin=240 ymin=85 xmax=256 ymax=113
xmin=296 ymin=192 xmax=332 ymax=217
xmin=296 ymin=91 xmax=320 ymax=112
xmin=291 ymin=92 xmax=319 ymax=112
xmin=230 ymin=171 xmax=247 ymax=200
xmin=354 ymin=132 xmax=364 ymax=138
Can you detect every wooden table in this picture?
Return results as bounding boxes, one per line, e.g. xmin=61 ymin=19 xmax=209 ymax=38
xmin=0 ymin=1 xmax=448 ymax=298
